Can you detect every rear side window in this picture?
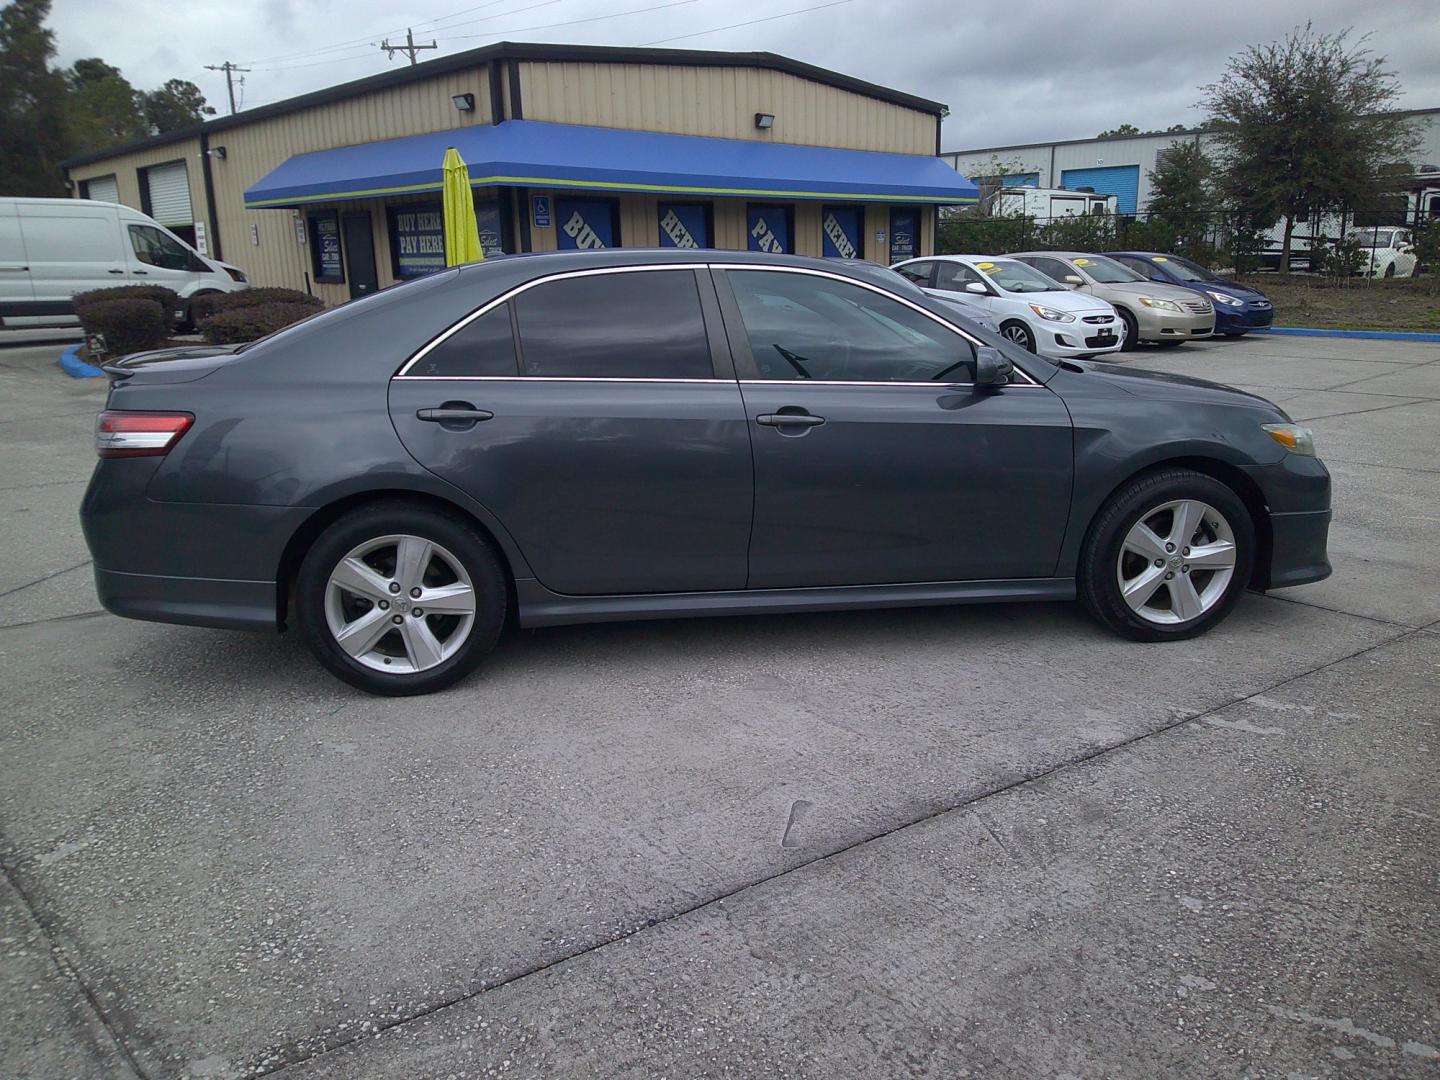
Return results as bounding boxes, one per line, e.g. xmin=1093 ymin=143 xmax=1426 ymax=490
xmin=416 ymin=302 xmax=518 ymax=377
xmin=513 ymin=270 xmax=713 ymax=379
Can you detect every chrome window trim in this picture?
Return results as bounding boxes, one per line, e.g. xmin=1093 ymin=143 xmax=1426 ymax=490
xmin=394 ymin=260 xmax=1040 ymax=387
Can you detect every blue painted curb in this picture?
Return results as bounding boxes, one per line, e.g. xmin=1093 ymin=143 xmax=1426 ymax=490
xmin=58 ymin=344 xmax=106 ymax=378
xmin=1255 ymin=326 xmax=1440 ymax=343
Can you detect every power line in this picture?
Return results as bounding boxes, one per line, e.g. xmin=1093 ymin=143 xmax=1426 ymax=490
xmin=445 ymin=0 xmax=699 ymax=43
xmin=203 ymin=61 xmax=252 ymax=115
xmin=380 ymin=28 xmax=439 ymax=65
xmin=641 ymin=0 xmax=853 ymax=45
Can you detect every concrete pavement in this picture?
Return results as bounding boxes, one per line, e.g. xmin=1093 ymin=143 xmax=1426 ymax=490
xmin=0 ymin=331 xmax=1435 ymax=1079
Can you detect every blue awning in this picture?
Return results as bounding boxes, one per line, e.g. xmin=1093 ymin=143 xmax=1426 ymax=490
xmin=243 ymin=120 xmax=977 ymax=209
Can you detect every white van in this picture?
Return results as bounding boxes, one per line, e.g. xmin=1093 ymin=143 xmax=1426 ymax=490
xmin=0 ymin=197 xmax=249 ymax=329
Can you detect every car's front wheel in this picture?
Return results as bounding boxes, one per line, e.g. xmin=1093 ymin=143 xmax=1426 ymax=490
xmin=295 ymin=502 xmax=508 ymax=695
xmin=1116 ymin=308 xmax=1139 ymax=352
xmin=1000 ymin=320 xmax=1036 ymax=352
xmin=1079 ymin=469 xmax=1254 ymax=642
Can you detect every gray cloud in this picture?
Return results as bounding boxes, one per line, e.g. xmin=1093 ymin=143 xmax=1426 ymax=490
xmin=48 ymin=0 xmax=1440 ymax=147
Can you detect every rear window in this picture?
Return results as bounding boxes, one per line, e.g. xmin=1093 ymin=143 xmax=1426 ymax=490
xmin=513 ymin=270 xmax=713 ymax=379
xmin=414 ymin=303 xmax=517 ymax=377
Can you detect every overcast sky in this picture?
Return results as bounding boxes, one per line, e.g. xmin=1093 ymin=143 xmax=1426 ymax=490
xmin=47 ymin=0 xmax=1440 ymax=151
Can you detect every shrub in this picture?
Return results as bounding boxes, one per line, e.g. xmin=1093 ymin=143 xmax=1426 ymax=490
xmin=1315 ymin=235 xmax=1365 ymax=280
xmin=198 ymin=301 xmax=321 ymax=345
xmin=213 ymin=287 xmax=322 ymax=311
xmin=73 ymin=285 xmax=181 ymax=320
xmin=77 ymin=298 xmax=169 ymax=357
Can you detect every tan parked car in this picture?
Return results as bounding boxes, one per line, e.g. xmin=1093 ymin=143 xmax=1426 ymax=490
xmin=1010 ymin=251 xmax=1213 ymax=350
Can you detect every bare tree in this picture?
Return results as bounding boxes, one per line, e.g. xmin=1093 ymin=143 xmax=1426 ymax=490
xmin=1200 ymin=23 xmax=1419 ymax=272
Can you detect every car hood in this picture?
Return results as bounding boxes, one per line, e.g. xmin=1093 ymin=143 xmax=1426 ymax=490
xmin=1191 ymin=278 xmax=1268 ymax=301
xmin=1001 ymin=288 xmax=1112 ymax=314
xmin=1064 ymin=358 xmax=1287 ymax=414
xmin=1092 ymin=280 xmax=1203 ymax=302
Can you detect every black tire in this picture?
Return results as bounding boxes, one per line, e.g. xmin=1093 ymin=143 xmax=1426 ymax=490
xmin=999 ymin=320 xmax=1036 ymax=353
xmin=1078 ymin=468 xmax=1255 ymax=643
xmin=180 ymin=291 xmax=220 ymax=332
xmin=1383 ymin=262 xmax=1396 ymax=279
xmin=1116 ymin=308 xmax=1139 ymax=352
xmin=295 ymin=501 xmax=508 ymax=695
xmin=1222 ymin=331 xmax=1247 ymax=338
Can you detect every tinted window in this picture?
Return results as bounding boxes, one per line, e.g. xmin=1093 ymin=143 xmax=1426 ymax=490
xmin=128 ymin=224 xmax=191 ymax=270
xmin=894 ymin=261 xmax=932 ymax=285
xmin=514 ymin=270 xmax=712 ymax=379
xmin=728 ymin=270 xmax=974 ymax=383
xmin=934 ymin=261 xmax=987 ymax=292
xmin=417 ymin=303 xmax=518 ymax=377
xmin=1022 ymin=256 xmax=1073 ymax=282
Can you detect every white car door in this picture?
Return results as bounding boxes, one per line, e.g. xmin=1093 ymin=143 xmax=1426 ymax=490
xmin=0 ymin=202 xmax=35 ymax=324
xmin=18 ymin=204 xmax=130 ymax=316
xmin=123 ymin=221 xmax=205 ymax=303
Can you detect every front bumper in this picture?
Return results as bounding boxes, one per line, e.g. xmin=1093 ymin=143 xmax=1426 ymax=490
xmin=1242 ymin=454 xmax=1332 ymax=590
xmin=1040 ymin=313 xmax=1123 ymax=358
xmin=1215 ymin=302 xmax=1273 ymax=333
xmin=1264 ymin=509 xmax=1332 ymax=588
xmin=1134 ymin=306 xmax=1214 ymax=341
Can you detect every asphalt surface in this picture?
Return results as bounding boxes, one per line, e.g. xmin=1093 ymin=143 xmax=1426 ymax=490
xmin=0 ymin=330 xmax=1436 ymax=1079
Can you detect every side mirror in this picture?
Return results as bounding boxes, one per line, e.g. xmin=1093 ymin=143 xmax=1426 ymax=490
xmin=974 ymin=346 xmax=1012 ymax=389
xmin=1063 ymin=274 xmax=1084 ymax=287
xmin=964 ymin=281 xmax=988 ymax=294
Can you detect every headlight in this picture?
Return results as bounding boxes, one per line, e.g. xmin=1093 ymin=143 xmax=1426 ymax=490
xmin=1262 ymin=423 xmax=1316 ymax=457
xmin=1207 ymin=290 xmax=1243 ymax=307
xmin=1028 ymin=303 xmax=1076 ymax=323
xmin=1137 ymin=296 xmax=1182 ymax=312
xmin=224 ymin=267 xmax=247 ymax=283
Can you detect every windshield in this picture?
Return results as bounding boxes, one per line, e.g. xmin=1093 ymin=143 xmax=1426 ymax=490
xmin=973 ymin=259 xmax=1064 ymax=293
xmin=1349 ymin=229 xmax=1395 ymax=248
xmin=1073 ymin=255 xmax=1145 ymax=284
xmin=1151 ymin=255 xmax=1219 ymax=282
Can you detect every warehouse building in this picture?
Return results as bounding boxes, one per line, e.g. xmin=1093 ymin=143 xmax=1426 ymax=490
xmin=943 ymin=108 xmax=1440 ymax=215
xmin=61 ymin=42 xmax=975 ymax=305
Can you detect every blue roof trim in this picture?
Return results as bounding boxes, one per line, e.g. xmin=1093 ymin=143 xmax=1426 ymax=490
xmin=244 ymin=120 xmax=978 ymax=208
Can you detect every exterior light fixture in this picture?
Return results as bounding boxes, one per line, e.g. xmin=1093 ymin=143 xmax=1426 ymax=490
xmin=754 ymin=112 xmax=775 ymax=130
xmin=205 ymin=146 xmax=227 ymax=160
xmin=452 ymin=93 xmax=476 ymax=112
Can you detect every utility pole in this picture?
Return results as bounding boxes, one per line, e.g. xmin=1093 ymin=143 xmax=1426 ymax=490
xmin=204 ymin=61 xmax=251 ymax=115
xmin=380 ymin=28 xmax=437 ymax=66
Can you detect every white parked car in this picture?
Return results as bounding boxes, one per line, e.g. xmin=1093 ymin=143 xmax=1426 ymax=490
xmin=0 ymin=197 xmax=249 ymax=330
xmin=1348 ymin=227 xmax=1418 ymax=279
xmin=893 ymin=254 xmax=1124 ymax=358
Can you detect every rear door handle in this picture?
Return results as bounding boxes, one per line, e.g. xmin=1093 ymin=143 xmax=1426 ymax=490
xmin=107 ymin=269 xmax=125 ymax=274
xmin=417 ymin=407 xmax=494 ymax=422
xmin=756 ymin=412 xmax=824 ymax=428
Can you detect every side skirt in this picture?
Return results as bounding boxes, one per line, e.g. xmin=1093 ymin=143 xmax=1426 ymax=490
xmin=516 ymin=577 xmax=1076 ymax=628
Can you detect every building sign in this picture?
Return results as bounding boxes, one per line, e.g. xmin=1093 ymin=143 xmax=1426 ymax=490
xmin=193 ymin=220 xmax=208 ymax=257
xmin=557 ymin=198 xmax=615 ymax=249
xmin=747 ymin=206 xmax=791 ymax=254
xmin=476 ymin=202 xmax=503 ymax=257
xmin=532 ymin=195 xmax=551 ymax=228
xmin=658 ymin=203 xmax=709 ymax=249
xmin=889 ymin=208 xmax=918 ymax=263
xmin=308 ymin=211 xmax=343 ymax=283
xmin=821 ymin=206 xmax=862 ymax=259
xmin=391 ymin=204 xmax=446 ymax=277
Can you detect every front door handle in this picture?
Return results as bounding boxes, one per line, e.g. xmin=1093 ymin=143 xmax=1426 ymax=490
xmin=756 ymin=412 xmax=824 ymax=428
xmin=417 ymin=407 xmax=494 ymax=423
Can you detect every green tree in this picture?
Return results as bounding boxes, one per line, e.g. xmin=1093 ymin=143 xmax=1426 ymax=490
xmin=1200 ymin=23 xmax=1420 ymax=271
xmin=64 ymin=57 xmax=146 ymax=151
xmin=1098 ymin=123 xmax=1140 ymax=138
xmin=0 ymin=0 xmax=70 ymax=196
xmin=1146 ymin=140 xmax=1214 ymax=253
xmin=142 ymin=78 xmax=214 ymax=133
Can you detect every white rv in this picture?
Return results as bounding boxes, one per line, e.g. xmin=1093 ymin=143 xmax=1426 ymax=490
xmin=987 ymin=186 xmax=1118 ymax=219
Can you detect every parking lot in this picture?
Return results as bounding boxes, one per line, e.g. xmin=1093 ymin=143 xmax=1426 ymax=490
xmin=1 ymin=330 xmax=1436 ymax=1079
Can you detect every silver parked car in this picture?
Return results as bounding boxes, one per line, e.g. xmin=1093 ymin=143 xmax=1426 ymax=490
xmin=1010 ymin=251 xmax=1214 ymax=350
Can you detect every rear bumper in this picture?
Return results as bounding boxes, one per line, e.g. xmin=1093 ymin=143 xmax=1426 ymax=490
xmin=94 ymin=568 xmax=278 ymax=631
xmin=1264 ymin=509 xmax=1332 ymax=588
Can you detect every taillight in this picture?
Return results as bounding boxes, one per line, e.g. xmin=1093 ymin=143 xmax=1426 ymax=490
xmin=95 ymin=411 xmax=194 ymax=458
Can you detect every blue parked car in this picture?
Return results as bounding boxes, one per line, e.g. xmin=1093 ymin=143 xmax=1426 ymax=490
xmin=1105 ymin=252 xmax=1274 ymax=337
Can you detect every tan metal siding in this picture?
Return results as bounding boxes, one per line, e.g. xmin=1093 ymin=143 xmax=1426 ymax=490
xmin=518 ymin=62 xmax=935 ymax=155
xmin=69 ymin=137 xmax=205 ymax=220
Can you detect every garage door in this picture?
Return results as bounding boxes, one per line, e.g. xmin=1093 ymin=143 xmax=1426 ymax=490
xmin=84 ymin=175 xmax=119 ymax=203
xmin=1060 ymin=165 xmax=1140 ymax=215
xmin=144 ymin=161 xmax=193 ymax=227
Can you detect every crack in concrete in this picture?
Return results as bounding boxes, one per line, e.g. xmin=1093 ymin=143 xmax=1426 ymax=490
xmin=248 ymin=624 xmax=1421 ymax=1079
xmin=0 ymin=559 xmax=93 ymax=600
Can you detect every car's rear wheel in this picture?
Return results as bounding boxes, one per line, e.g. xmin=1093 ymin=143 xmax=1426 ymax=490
xmin=1079 ymin=469 xmax=1254 ymax=642
xmin=999 ymin=320 xmax=1036 ymax=353
xmin=295 ymin=502 xmax=507 ymax=695
xmin=1116 ymin=308 xmax=1139 ymax=351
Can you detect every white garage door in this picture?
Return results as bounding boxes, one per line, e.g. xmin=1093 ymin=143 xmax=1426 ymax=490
xmin=144 ymin=161 xmax=193 ymax=227
xmin=85 ymin=174 xmax=119 ymax=203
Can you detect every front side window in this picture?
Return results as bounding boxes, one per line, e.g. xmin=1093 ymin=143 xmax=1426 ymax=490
xmin=894 ymin=261 xmax=933 ymax=285
xmin=513 ymin=270 xmax=713 ymax=379
xmin=416 ymin=303 xmax=518 ymax=377
xmin=128 ymin=224 xmax=192 ymax=270
xmin=728 ymin=270 xmax=975 ymax=383
xmin=933 ymin=261 xmax=989 ymax=293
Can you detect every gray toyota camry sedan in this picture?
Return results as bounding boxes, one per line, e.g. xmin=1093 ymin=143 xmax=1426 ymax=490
xmin=81 ymin=250 xmax=1331 ymax=695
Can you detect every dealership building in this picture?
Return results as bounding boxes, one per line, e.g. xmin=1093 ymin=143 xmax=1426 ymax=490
xmin=61 ymin=42 xmax=975 ymax=304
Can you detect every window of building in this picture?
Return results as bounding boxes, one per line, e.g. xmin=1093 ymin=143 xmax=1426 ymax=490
xmin=657 ymin=202 xmax=712 ymax=249
xmin=414 ymin=303 xmax=518 ymax=378
xmin=513 ymin=270 xmax=713 ymax=379
xmin=727 ymin=270 xmax=974 ymax=383
xmin=308 ymin=211 xmax=344 ymax=284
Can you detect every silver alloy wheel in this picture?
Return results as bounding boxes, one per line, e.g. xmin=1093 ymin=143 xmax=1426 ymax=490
xmin=1003 ymin=323 xmax=1033 ymax=349
xmin=324 ymin=534 xmax=477 ymax=673
xmin=1116 ymin=499 xmax=1237 ymax=626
